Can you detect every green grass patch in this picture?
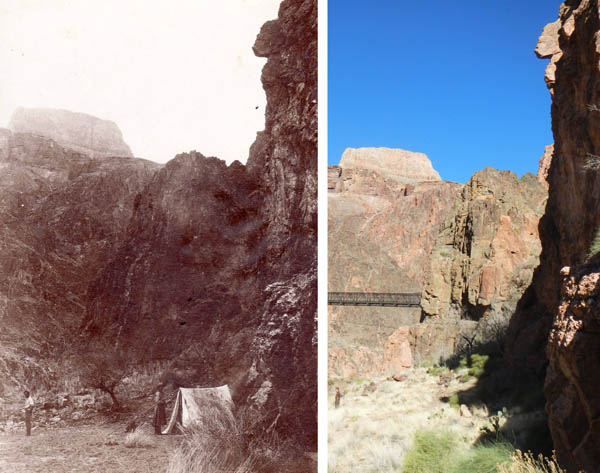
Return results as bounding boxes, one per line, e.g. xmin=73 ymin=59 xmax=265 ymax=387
xmin=449 ymin=442 xmax=513 ymax=473
xmin=426 ymin=366 xmax=448 ymax=376
xmin=401 ymin=429 xmax=457 ymax=473
xmin=401 ymin=430 xmax=514 ymax=473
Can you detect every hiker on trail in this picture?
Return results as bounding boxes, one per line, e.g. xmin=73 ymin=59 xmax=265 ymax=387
xmin=334 ymin=387 xmax=341 ymax=408
xmin=153 ymin=388 xmax=166 ymax=435
xmin=23 ymin=391 xmax=34 ymax=436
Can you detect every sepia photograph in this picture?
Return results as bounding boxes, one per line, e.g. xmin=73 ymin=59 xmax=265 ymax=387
xmin=0 ymin=0 xmax=317 ymax=471
xmin=327 ymin=0 xmax=600 ymax=472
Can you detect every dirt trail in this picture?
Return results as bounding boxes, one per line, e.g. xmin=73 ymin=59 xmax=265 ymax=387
xmin=0 ymin=424 xmax=181 ymax=473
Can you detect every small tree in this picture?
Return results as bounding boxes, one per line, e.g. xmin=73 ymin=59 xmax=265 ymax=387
xmin=74 ymin=339 xmax=132 ymax=408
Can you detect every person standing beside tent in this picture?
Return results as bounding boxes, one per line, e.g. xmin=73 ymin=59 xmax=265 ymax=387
xmin=153 ymin=388 xmax=166 ymax=435
xmin=23 ymin=390 xmax=34 ymax=436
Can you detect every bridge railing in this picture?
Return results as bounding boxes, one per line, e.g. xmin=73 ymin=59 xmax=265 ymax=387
xmin=327 ymin=292 xmax=421 ymax=307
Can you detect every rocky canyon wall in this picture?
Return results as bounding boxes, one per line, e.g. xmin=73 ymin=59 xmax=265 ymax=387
xmin=421 ymin=168 xmax=547 ymax=323
xmin=1 ymin=0 xmax=316 ymax=449
xmin=0 ymin=129 xmax=158 ymax=392
xmin=84 ymin=0 xmax=317 ymax=447
xmin=504 ymin=2 xmax=600 ymax=471
xmin=328 ymin=149 xmax=463 ymax=376
xmin=329 ymin=151 xmax=548 ymax=378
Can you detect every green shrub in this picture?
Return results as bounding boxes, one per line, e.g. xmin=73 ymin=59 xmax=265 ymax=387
xmin=587 ymin=226 xmax=600 ymax=261
xmin=448 ymin=394 xmax=460 ymax=409
xmin=427 ymin=366 xmax=448 ymax=376
xmin=401 ymin=429 xmax=458 ymax=473
xmin=458 ymin=354 xmax=490 ymax=378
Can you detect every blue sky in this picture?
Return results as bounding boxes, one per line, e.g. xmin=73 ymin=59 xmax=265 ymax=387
xmin=328 ymin=0 xmax=563 ymax=183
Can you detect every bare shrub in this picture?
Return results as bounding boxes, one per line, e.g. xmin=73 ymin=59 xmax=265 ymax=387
xmin=582 ymin=152 xmax=600 ymax=171
xmin=587 ymin=103 xmax=600 ymax=113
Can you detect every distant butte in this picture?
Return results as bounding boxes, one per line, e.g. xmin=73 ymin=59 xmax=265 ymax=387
xmin=9 ymin=107 xmax=133 ymax=159
xmin=339 ymin=147 xmax=441 ymax=183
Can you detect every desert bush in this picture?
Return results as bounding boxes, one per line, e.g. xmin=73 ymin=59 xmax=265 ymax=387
xmin=401 ymin=429 xmax=458 ymax=473
xmin=458 ymin=354 xmax=490 ymax=378
xmin=124 ymin=430 xmax=155 ymax=448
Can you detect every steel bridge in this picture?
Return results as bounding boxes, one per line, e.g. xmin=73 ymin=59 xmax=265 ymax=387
xmin=327 ymin=292 xmax=421 ymax=307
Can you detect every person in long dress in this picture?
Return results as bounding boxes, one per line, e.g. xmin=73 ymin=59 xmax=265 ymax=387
xmin=153 ymin=389 xmax=166 ymax=435
xmin=23 ymin=391 xmax=34 ymax=436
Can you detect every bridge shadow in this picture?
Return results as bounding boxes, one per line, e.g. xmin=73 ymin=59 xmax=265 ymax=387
xmin=439 ymin=343 xmax=553 ymax=457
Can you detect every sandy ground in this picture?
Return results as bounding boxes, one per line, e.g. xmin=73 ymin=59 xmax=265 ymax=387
xmin=0 ymin=423 xmax=182 ymax=473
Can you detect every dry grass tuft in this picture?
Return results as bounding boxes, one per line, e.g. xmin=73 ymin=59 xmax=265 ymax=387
xmin=124 ymin=430 xmax=156 ymax=448
xmin=166 ymin=403 xmax=308 ymax=473
xmin=498 ymin=450 xmax=566 ymax=473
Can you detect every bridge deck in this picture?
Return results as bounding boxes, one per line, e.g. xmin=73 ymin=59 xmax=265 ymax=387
xmin=328 ymin=292 xmax=421 ymax=307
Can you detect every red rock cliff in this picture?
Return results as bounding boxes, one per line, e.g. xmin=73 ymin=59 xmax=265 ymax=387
xmin=505 ymin=2 xmax=600 ymax=470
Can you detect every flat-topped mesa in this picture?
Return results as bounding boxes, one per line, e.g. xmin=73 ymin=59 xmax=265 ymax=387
xmin=339 ymin=147 xmax=441 ymax=183
xmin=9 ymin=107 xmax=133 ymax=159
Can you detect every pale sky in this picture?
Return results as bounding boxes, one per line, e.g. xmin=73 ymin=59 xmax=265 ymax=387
xmin=0 ymin=0 xmax=282 ymax=164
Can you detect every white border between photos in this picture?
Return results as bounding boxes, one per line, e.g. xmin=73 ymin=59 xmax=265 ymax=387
xmin=317 ymin=0 xmax=327 ymax=470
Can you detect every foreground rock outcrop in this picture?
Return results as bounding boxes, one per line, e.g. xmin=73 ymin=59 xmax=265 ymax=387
xmin=9 ymin=107 xmax=133 ymax=159
xmin=505 ymin=2 xmax=600 ymax=470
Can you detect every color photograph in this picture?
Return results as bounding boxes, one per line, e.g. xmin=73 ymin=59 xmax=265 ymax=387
xmin=327 ymin=1 xmax=600 ymax=472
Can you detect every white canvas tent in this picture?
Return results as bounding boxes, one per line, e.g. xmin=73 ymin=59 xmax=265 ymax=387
xmin=162 ymin=385 xmax=234 ymax=434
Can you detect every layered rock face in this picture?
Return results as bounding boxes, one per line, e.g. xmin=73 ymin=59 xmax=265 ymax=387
xmin=421 ymin=168 xmax=547 ymax=322
xmin=0 ymin=129 xmax=158 ymax=390
xmin=505 ymin=2 xmax=600 ymax=470
xmin=9 ymin=107 xmax=133 ymax=158
xmin=328 ymin=151 xmax=462 ymax=376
